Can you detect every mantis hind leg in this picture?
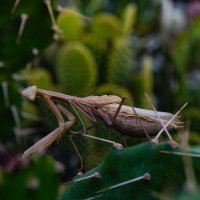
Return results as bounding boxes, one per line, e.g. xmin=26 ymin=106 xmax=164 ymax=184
xmin=69 ymin=133 xmax=84 ymax=172
xmin=110 ymin=96 xmax=182 ymax=149
xmin=68 ymin=126 xmax=95 ymax=172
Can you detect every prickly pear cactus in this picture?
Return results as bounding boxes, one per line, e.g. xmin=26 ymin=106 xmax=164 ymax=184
xmin=0 ymin=154 xmax=60 ymax=200
xmin=57 ymin=10 xmax=83 ymax=40
xmin=141 ymin=55 xmax=153 ymax=95
xmin=121 ymin=3 xmax=137 ymax=36
xmin=176 ymin=189 xmax=200 ymax=200
xmin=0 ymin=0 xmax=57 ymax=143
xmin=56 ymin=42 xmax=97 ymax=96
xmin=140 ymin=55 xmax=154 ymax=108
xmin=92 ymin=13 xmax=121 ymax=40
xmin=19 ymin=67 xmax=54 ymax=89
xmin=107 ymin=38 xmax=133 ymax=87
xmin=57 ymin=141 xmax=200 ymax=200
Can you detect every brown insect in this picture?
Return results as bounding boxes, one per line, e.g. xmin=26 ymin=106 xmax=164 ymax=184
xmin=22 ymin=86 xmax=185 ymax=157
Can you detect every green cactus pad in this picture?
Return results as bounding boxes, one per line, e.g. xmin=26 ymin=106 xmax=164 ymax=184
xmin=92 ymin=13 xmax=121 ymax=40
xmin=141 ymin=55 xmax=153 ymax=94
xmin=58 ymin=141 xmax=200 ymax=200
xmin=57 ymin=10 xmax=83 ymax=40
xmin=140 ymin=55 xmax=154 ymax=108
xmin=122 ymin=3 xmax=137 ymax=36
xmin=107 ymin=38 xmax=133 ymax=87
xmin=176 ymin=188 xmax=200 ymax=200
xmin=1 ymin=155 xmax=59 ymax=200
xmin=56 ymin=42 xmax=97 ymax=96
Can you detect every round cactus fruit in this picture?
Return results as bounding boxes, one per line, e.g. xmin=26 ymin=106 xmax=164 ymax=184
xmin=56 ymin=42 xmax=97 ymax=96
xmin=92 ymin=13 xmax=121 ymax=40
xmin=56 ymin=10 xmax=82 ymax=40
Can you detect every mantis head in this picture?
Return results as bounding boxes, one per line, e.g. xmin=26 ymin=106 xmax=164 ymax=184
xmin=21 ymin=85 xmax=38 ymax=101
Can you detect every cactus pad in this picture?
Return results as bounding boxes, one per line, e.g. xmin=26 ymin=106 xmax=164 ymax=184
xmin=57 ymin=10 xmax=82 ymax=40
xmin=56 ymin=42 xmax=97 ymax=96
xmin=107 ymin=38 xmax=133 ymax=87
xmin=92 ymin=13 xmax=121 ymax=40
xmin=58 ymin=141 xmax=200 ymax=199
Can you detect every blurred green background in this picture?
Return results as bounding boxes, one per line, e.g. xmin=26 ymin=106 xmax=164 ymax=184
xmin=0 ymin=0 xmax=200 ymax=199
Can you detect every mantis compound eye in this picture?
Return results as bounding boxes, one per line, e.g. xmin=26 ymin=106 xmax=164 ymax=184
xmin=21 ymin=85 xmax=37 ymax=101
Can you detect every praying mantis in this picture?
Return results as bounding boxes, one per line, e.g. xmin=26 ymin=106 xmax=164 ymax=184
xmin=22 ymin=85 xmax=186 ymax=158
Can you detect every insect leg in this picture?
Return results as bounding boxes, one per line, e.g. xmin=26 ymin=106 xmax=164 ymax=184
xmin=144 ymin=93 xmax=176 ymax=145
xmin=70 ymin=103 xmax=123 ymax=149
xmin=152 ymin=102 xmax=187 ymax=143
xmin=111 ymin=97 xmax=126 ymax=126
xmin=57 ymin=104 xmax=95 ymax=171
xmin=23 ymin=97 xmax=75 ymax=157
xmin=69 ymin=133 xmax=84 ymax=172
xmin=111 ymin=97 xmax=152 ymax=141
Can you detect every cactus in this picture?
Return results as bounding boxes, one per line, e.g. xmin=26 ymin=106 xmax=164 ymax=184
xmin=1 ymin=1 xmax=200 ymax=200
xmin=107 ymin=38 xmax=133 ymax=87
xmin=171 ymin=34 xmax=189 ymax=76
xmin=82 ymin=34 xmax=107 ymax=84
xmin=0 ymin=0 xmax=57 ymax=143
xmin=0 ymin=154 xmax=60 ymax=200
xmin=57 ymin=10 xmax=83 ymax=40
xmin=141 ymin=55 xmax=153 ymax=95
xmin=130 ymin=55 xmax=154 ymax=108
xmin=140 ymin=55 xmax=154 ymax=108
xmin=121 ymin=3 xmax=137 ymax=36
xmin=92 ymin=13 xmax=121 ymax=40
xmin=176 ymin=189 xmax=200 ymax=200
xmin=56 ymin=42 xmax=97 ymax=96
xmin=58 ymin=141 xmax=200 ymax=200
xmin=19 ymin=67 xmax=54 ymax=90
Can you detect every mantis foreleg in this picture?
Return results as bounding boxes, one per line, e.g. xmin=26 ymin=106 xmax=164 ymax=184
xmin=23 ymin=97 xmax=75 ymax=157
